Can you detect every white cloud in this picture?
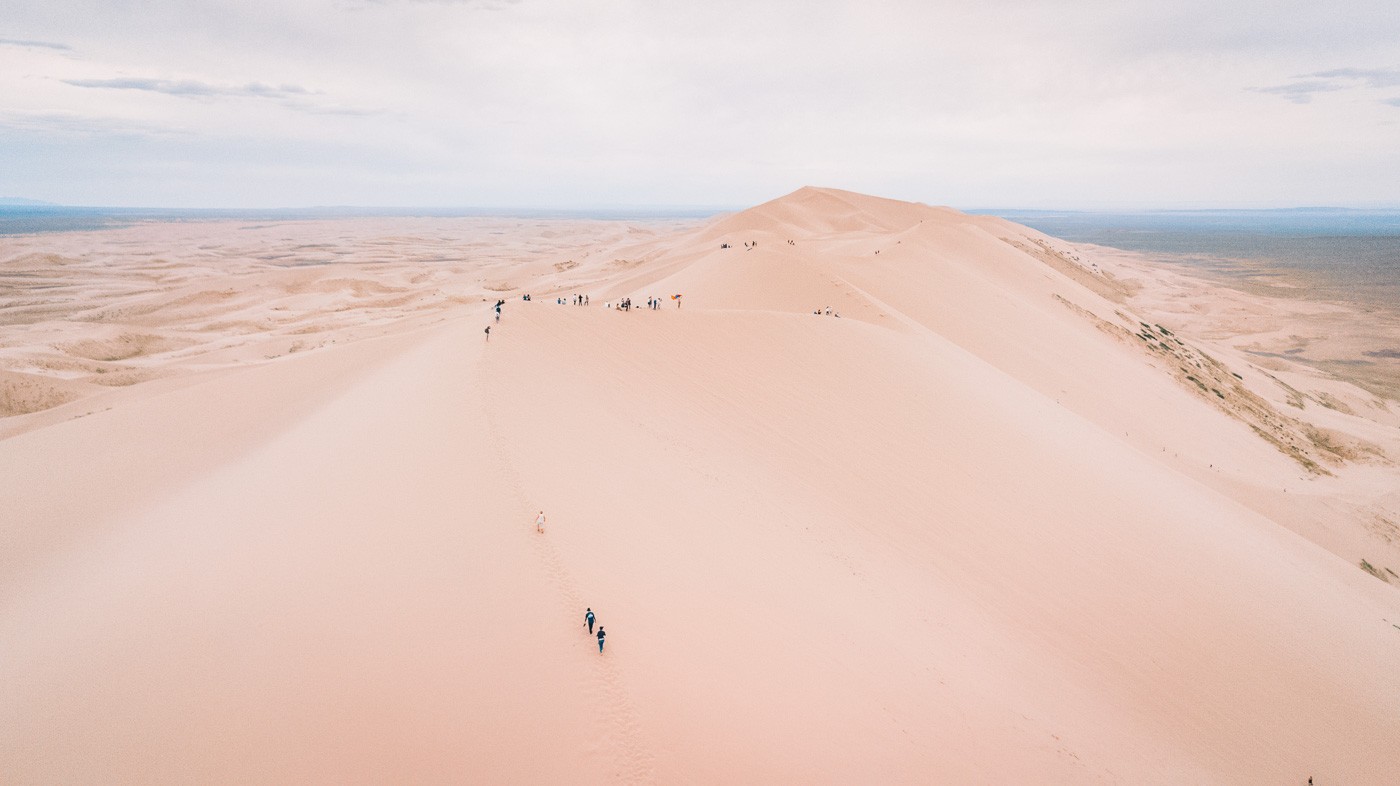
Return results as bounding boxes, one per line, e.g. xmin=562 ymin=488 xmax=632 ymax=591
xmin=1250 ymin=81 xmax=1348 ymax=104
xmin=0 ymin=37 xmax=71 ymax=50
xmin=1307 ymin=67 xmax=1400 ymax=88
xmin=63 ymin=77 xmax=312 ymax=99
xmin=3 ymin=0 xmax=1400 ymax=207
xmin=1254 ymin=67 xmax=1400 ymax=106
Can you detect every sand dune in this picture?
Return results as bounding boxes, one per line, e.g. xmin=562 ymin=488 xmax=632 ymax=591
xmin=0 ymin=216 xmax=678 ymax=439
xmin=3 ymin=189 xmax=1399 ymax=783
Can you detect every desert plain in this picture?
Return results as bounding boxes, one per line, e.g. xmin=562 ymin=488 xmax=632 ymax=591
xmin=3 ymin=188 xmax=1399 ymax=783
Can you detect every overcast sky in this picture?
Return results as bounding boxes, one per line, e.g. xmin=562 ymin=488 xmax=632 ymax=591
xmin=2 ymin=0 xmax=1399 ymax=209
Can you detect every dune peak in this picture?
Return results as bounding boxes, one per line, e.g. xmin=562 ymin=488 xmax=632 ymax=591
xmin=705 ymin=186 xmax=952 ymax=240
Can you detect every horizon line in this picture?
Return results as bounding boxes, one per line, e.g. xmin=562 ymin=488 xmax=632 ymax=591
xmin=7 ymin=202 xmax=1400 ymax=214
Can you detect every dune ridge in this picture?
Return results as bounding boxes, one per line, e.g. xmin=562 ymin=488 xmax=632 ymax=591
xmin=3 ymin=188 xmax=1399 ymax=783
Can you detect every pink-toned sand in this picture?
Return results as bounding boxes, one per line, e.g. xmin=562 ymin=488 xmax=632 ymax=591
xmin=3 ymin=188 xmax=1398 ymax=783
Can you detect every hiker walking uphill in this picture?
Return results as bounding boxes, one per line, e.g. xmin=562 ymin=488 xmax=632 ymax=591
xmin=585 ymin=608 xmax=596 ymax=634
xmin=597 ymin=626 xmax=606 ymax=653
xmin=535 ymin=510 xmax=546 ymax=533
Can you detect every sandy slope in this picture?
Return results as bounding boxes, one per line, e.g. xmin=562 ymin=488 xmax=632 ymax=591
xmin=3 ymin=189 xmax=1399 ymax=783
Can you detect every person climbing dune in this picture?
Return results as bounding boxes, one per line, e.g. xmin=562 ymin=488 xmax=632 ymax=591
xmin=597 ymin=626 xmax=606 ymax=653
xmin=535 ymin=510 xmax=546 ymax=533
xmin=585 ymin=608 xmax=596 ymax=634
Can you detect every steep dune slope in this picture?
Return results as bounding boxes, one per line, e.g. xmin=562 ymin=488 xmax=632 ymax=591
xmin=4 ymin=190 xmax=1399 ymax=783
xmin=481 ymin=305 xmax=1400 ymax=782
xmin=622 ymin=189 xmax=1400 ymax=573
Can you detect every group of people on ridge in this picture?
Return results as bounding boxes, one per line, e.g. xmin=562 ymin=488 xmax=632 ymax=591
xmin=612 ymin=296 xmax=669 ymax=310
xmin=488 ymin=291 xmax=682 ymax=338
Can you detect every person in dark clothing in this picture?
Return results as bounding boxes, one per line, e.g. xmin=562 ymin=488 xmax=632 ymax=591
xmin=484 ymin=325 xmax=490 ymax=340
xmin=585 ymin=608 xmax=596 ymax=634
xmin=597 ymin=627 xmax=606 ymax=653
